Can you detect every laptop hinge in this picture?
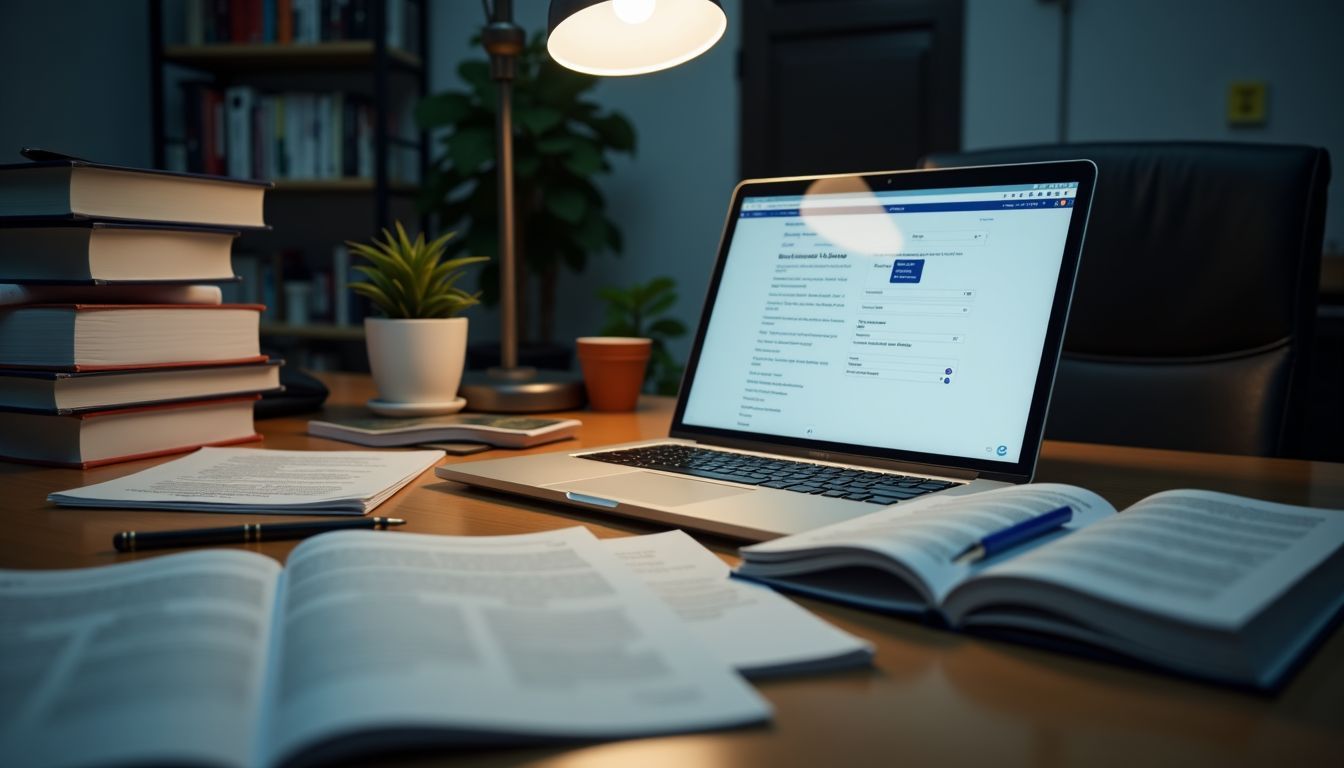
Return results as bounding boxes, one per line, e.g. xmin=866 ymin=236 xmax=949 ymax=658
xmin=677 ymin=434 xmax=980 ymax=482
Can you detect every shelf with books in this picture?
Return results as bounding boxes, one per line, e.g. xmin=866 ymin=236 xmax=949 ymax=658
xmin=272 ymin=178 xmax=419 ymax=194
xmin=259 ymin=322 xmax=366 ymax=342
xmin=150 ymin=0 xmax=429 ymax=368
xmin=163 ymin=41 xmax=423 ymax=73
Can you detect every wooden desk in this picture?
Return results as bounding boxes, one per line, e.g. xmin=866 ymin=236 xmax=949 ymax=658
xmin=3 ymin=372 xmax=1342 ymax=767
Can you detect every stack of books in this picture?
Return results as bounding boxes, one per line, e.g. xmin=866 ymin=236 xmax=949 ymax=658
xmin=0 ymin=157 xmax=279 ymax=468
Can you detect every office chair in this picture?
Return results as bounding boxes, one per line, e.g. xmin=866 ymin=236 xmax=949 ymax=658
xmin=922 ymin=142 xmax=1331 ymax=456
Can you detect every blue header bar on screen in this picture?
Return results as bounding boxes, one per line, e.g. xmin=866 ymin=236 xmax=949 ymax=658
xmin=740 ymin=198 xmax=1075 ymax=218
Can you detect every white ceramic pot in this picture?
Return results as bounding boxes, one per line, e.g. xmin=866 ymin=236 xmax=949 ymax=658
xmin=364 ymin=316 xmax=468 ymax=404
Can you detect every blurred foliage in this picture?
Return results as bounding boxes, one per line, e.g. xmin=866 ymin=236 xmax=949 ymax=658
xmin=416 ymin=31 xmax=636 ymax=342
xmin=599 ymin=276 xmax=687 ymax=395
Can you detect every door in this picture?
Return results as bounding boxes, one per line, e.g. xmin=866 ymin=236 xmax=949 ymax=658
xmin=741 ymin=0 xmax=964 ymax=178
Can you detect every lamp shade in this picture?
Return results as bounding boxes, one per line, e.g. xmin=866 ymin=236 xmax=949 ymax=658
xmin=547 ymin=0 xmax=726 ymax=76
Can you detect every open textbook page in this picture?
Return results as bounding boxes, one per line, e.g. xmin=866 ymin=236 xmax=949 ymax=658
xmin=261 ymin=527 xmax=770 ymax=766
xmin=47 ymin=447 xmax=444 ymax=515
xmin=603 ymin=530 xmax=873 ymax=677
xmin=941 ymin=489 xmax=1344 ymax=684
xmin=0 ymin=550 xmax=281 ymax=768
xmin=738 ymin=484 xmax=1116 ymax=612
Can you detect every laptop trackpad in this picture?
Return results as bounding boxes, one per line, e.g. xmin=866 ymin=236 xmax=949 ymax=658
xmin=551 ymin=471 xmax=752 ymax=507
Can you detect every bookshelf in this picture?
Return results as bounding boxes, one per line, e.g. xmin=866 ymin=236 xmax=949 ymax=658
xmin=148 ymin=0 xmax=429 ymax=370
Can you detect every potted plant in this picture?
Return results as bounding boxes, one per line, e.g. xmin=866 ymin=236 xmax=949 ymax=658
xmin=597 ymin=276 xmax=688 ymax=396
xmin=349 ymin=222 xmax=488 ymax=415
xmin=415 ymin=31 xmax=636 ymax=363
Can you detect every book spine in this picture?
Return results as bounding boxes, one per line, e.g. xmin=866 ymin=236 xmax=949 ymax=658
xmin=182 ymin=82 xmax=205 ymax=173
xmin=229 ymin=0 xmax=248 ymax=43
xmin=212 ymin=0 xmax=230 ymax=42
xmin=277 ymin=0 xmax=293 ymax=43
xmin=250 ymin=0 xmax=265 ymax=42
xmin=275 ymin=95 xmax=288 ymax=178
xmin=262 ymin=0 xmax=276 ymax=42
xmin=356 ymin=101 xmax=373 ymax=179
xmin=315 ymin=93 xmax=329 ymax=179
xmin=301 ymin=0 xmax=321 ymax=43
xmin=342 ymin=96 xmax=358 ymax=178
xmin=350 ymin=0 xmax=368 ymax=39
xmin=185 ymin=0 xmax=205 ymax=45
xmin=202 ymin=87 xmax=226 ymax=176
xmin=386 ymin=0 xmax=403 ymax=51
xmin=332 ymin=243 xmax=351 ymax=325
xmin=225 ymin=86 xmax=255 ymax=179
xmin=331 ymin=93 xmax=344 ymax=178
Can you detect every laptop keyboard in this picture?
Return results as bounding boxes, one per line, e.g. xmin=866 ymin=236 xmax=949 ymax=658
xmin=580 ymin=444 xmax=956 ymax=505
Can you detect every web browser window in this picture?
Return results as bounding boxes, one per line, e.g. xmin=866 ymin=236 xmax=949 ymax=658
xmin=681 ymin=181 xmax=1081 ymax=464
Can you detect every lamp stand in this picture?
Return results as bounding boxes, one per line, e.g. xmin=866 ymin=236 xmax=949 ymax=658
xmin=460 ymin=0 xmax=586 ymax=413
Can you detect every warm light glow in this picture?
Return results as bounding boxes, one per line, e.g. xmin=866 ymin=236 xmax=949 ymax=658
xmin=612 ymin=0 xmax=655 ymax=25
xmin=548 ymin=0 xmax=726 ymax=77
xmin=801 ymin=177 xmax=905 ymax=255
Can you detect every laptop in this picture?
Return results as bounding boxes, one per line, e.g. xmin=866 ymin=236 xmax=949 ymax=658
xmin=438 ymin=161 xmax=1097 ymax=541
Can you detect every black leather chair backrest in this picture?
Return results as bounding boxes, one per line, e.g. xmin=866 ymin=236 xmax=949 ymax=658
xmin=922 ymin=142 xmax=1330 ymax=456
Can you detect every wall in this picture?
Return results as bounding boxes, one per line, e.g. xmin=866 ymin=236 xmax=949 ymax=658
xmin=1 ymin=1 xmax=1336 ymax=367
xmin=964 ymin=0 xmax=1344 ymax=251
xmin=0 ymin=1 xmax=151 ymax=167
xmin=428 ymin=1 xmax=741 ymax=363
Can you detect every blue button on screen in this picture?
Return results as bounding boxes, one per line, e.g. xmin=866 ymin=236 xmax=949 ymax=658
xmin=889 ymin=259 xmax=925 ymax=283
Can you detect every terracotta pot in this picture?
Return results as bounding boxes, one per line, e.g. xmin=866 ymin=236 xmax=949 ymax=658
xmin=576 ymin=337 xmax=652 ymax=412
xmin=365 ymin=317 xmax=467 ymax=404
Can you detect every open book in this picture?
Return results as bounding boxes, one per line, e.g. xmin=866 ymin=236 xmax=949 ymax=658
xmin=737 ymin=484 xmax=1344 ymax=689
xmin=0 ymin=528 xmax=769 ymax=768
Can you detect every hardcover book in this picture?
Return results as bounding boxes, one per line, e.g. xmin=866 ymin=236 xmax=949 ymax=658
xmin=0 ymin=220 xmax=239 ymax=283
xmin=0 ymin=159 xmax=270 ymax=227
xmin=0 ymin=395 xmax=262 ymax=468
xmin=0 ymin=303 xmax=264 ymax=370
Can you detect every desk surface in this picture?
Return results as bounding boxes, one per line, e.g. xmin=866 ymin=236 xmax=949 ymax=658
xmin=3 ymin=372 xmax=1342 ymax=767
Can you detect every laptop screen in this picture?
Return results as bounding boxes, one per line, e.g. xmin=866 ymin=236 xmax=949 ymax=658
xmin=679 ymin=173 xmax=1086 ymax=469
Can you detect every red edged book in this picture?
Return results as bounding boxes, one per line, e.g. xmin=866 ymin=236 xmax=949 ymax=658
xmin=0 ymin=303 xmax=264 ymax=371
xmin=0 ymin=395 xmax=262 ymax=468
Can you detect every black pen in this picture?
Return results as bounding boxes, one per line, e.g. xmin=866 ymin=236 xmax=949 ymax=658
xmin=113 ymin=517 xmax=406 ymax=552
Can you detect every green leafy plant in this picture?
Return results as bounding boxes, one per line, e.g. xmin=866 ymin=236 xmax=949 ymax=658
xmin=347 ymin=222 xmax=488 ymax=319
xmin=415 ymin=31 xmax=636 ymax=344
xmin=599 ymin=276 xmax=688 ymax=395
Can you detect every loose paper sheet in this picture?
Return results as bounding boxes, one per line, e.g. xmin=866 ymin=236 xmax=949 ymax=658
xmin=603 ymin=530 xmax=873 ymax=675
xmin=47 ymin=447 xmax=444 ymax=515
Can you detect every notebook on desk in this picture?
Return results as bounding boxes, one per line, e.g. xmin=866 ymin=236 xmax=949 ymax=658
xmin=439 ymin=161 xmax=1097 ymax=540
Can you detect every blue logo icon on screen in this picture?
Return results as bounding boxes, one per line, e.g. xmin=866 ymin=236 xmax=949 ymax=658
xmin=995 ymin=445 xmax=1008 ymax=457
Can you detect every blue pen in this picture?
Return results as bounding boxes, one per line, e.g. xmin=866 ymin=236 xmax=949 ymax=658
xmin=952 ymin=505 xmax=1073 ymax=564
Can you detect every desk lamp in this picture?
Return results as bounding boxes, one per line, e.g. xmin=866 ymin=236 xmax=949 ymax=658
xmin=459 ymin=0 xmax=726 ymax=412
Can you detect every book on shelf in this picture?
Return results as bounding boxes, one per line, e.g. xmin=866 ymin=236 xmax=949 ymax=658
xmin=173 ymin=0 xmax=420 ymax=53
xmin=0 ymin=527 xmax=768 ymax=768
xmin=0 ymin=159 xmax=269 ymax=228
xmin=735 ymin=483 xmax=1344 ymax=689
xmin=309 ymin=413 xmax=583 ymax=449
xmin=181 ymin=84 xmax=414 ymax=184
xmin=0 ymin=303 xmax=264 ymax=370
xmin=0 ymin=358 xmax=282 ymax=413
xmin=0 ymin=220 xmax=239 ymax=283
xmin=0 ymin=395 xmax=261 ymax=468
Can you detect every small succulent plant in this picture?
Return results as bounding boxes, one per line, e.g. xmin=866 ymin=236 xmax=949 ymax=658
xmin=347 ymin=222 xmax=487 ymax=319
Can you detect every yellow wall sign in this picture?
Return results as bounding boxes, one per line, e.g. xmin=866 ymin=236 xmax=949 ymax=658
xmin=1227 ymin=81 xmax=1268 ymax=126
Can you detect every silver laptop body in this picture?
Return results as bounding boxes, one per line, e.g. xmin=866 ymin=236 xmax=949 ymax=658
xmin=439 ymin=161 xmax=1097 ymax=541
